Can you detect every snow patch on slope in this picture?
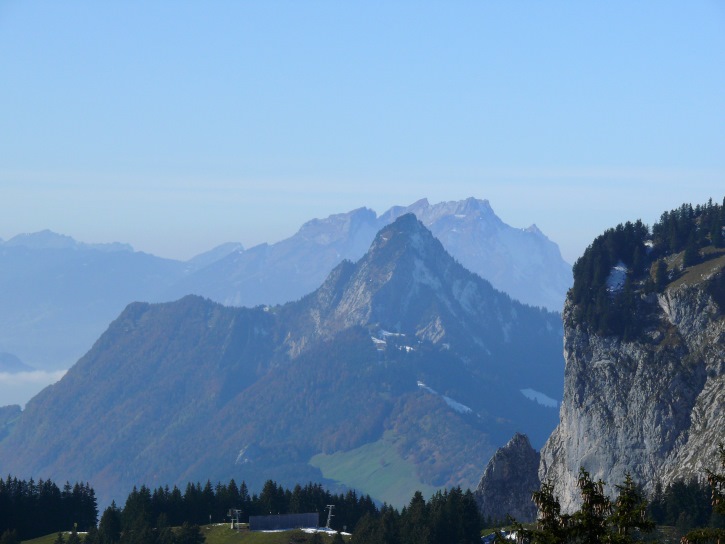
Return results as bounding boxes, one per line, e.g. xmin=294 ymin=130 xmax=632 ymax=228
xmin=520 ymin=388 xmax=559 ymax=408
xmin=606 ymin=261 xmax=628 ymax=293
xmin=417 ymin=381 xmax=473 ymax=414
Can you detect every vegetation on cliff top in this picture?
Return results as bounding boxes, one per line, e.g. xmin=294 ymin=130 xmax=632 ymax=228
xmin=570 ymin=197 xmax=725 ymax=338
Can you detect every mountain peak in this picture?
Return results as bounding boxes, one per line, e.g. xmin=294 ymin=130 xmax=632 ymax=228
xmin=3 ymin=230 xmax=133 ymax=253
xmin=368 ymin=213 xmax=442 ymax=259
xmin=475 ymin=432 xmax=540 ymax=522
xmin=5 ymin=230 xmax=78 ymax=250
xmin=525 ymin=224 xmax=543 ymax=236
xmin=458 ymin=196 xmax=493 ymax=214
xmin=297 ymin=207 xmax=377 ymax=244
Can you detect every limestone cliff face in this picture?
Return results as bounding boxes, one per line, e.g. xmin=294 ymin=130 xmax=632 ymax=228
xmin=476 ymin=433 xmax=540 ymax=523
xmin=540 ymin=259 xmax=725 ymax=512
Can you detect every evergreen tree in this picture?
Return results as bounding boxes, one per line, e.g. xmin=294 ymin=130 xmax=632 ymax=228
xmin=709 ymin=444 xmax=725 ymax=516
xmin=259 ymin=480 xmax=286 ymax=516
xmin=66 ymin=529 xmax=81 ymax=544
xmin=0 ymin=530 xmax=19 ymax=544
xmin=655 ymin=259 xmax=668 ymax=291
xmin=84 ymin=526 xmax=101 ymax=544
xmin=530 ymin=480 xmax=571 ymax=543
xmin=122 ymin=486 xmax=153 ymax=530
xmin=509 ymin=471 xmax=655 ymax=543
xmin=647 ymin=482 xmax=665 ymax=524
xmin=119 ymin=519 xmax=155 ymax=544
xmin=175 ymin=522 xmax=205 ymax=544
xmin=378 ymin=506 xmax=400 ymax=544
xmin=400 ymin=491 xmax=430 ymax=544
xmin=683 ymin=231 xmax=700 ymax=268
xmin=156 ymin=513 xmax=175 ymax=544
xmin=350 ymin=513 xmax=378 ymax=544
xmin=98 ymin=502 xmax=122 ymax=544
xmin=684 ymin=443 xmax=725 ymax=544
xmin=608 ymin=474 xmax=654 ymax=542
xmin=167 ymin=486 xmax=184 ymax=526
xmin=710 ymin=218 xmax=723 ymax=248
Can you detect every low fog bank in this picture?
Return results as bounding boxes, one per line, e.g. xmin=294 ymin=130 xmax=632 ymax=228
xmin=0 ymin=370 xmax=66 ymax=408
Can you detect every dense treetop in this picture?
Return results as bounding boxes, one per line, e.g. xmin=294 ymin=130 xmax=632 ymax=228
xmin=570 ymin=198 xmax=725 ymax=338
xmin=0 ymin=475 xmax=97 ymax=540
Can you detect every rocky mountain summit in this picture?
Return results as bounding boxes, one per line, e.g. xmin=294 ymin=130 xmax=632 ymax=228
xmin=539 ymin=201 xmax=725 ymax=511
xmin=475 ymin=433 xmax=540 ymax=523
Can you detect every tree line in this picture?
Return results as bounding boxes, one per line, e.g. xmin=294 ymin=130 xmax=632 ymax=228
xmin=648 ymin=478 xmax=719 ymax=535
xmin=116 ymin=479 xmax=377 ymax=531
xmin=0 ymin=476 xmax=97 ymax=541
xmin=2 ymin=443 xmax=723 ymax=544
xmin=502 ymin=444 xmax=725 ymax=544
xmin=350 ymin=487 xmax=481 ymax=544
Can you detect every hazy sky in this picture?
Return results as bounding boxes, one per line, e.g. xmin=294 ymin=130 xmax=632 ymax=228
xmin=1 ymin=1 xmax=723 ymax=264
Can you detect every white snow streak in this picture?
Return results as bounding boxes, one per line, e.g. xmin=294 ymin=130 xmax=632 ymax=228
xmin=520 ymin=388 xmax=559 ymax=408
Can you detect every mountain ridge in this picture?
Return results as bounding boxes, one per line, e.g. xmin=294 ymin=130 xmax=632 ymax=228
xmin=0 ymin=215 xmax=565 ymax=508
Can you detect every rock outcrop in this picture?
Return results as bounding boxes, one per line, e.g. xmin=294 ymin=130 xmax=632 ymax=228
xmin=475 ymin=433 xmax=540 ymax=522
xmin=540 ymin=253 xmax=725 ymax=511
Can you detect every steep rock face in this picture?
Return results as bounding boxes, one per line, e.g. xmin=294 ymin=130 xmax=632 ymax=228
xmin=475 ymin=433 xmax=540 ymax=523
xmin=540 ymin=258 xmax=725 ymax=511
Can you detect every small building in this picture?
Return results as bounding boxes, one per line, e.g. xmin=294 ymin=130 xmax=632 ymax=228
xmin=249 ymin=512 xmax=319 ymax=531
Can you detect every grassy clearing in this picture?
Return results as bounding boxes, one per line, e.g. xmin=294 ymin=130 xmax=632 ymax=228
xmin=22 ymin=533 xmax=61 ymax=544
xmin=309 ymin=432 xmax=439 ymax=508
xmin=670 ymin=249 xmax=725 ymax=290
xmin=22 ymin=525 xmax=349 ymax=544
xmin=203 ymin=525 xmax=346 ymax=543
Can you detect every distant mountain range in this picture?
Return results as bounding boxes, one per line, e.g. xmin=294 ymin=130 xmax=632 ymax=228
xmin=0 ymin=230 xmax=187 ymax=371
xmin=0 ymin=353 xmax=34 ymax=373
xmin=0 ymin=215 xmax=565 ymax=508
xmin=166 ymin=197 xmax=571 ymax=312
xmin=0 ymin=198 xmax=571 ymax=377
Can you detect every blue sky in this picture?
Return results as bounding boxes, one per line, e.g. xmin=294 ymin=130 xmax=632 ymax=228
xmin=1 ymin=1 xmax=723 ymax=264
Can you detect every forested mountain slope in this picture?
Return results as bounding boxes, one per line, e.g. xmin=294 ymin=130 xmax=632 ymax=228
xmin=0 ymin=216 xmax=565 ymax=508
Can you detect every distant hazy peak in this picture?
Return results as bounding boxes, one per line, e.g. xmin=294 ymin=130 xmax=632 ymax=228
xmin=525 ymin=224 xmax=553 ymax=240
xmin=0 ymin=352 xmax=34 ymax=373
xmin=4 ymin=230 xmax=133 ymax=253
xmin=380 ymin=197 xmax=505 ymax=230
xmin=377 ymin=198 xmax=430 ymax=224
xmin=187 ymin=242 xmax=244 ymax=269
xmin=5 ymin=230 xmax=78 ymax=249
xmin=372 ymin=212 xmax=435 ymax=250
xmin=296 ymin=207 xmax=378 ymax=243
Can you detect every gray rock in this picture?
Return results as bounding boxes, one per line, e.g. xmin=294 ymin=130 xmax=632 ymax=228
xmin=540 ymin=263 xmax=725 ymax=512
xmin=476 ymin=433 xmax=541 ymax=523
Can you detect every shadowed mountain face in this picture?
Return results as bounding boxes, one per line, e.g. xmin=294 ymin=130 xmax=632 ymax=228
xmin=0 ymin=216 xmax=564 ymax=508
